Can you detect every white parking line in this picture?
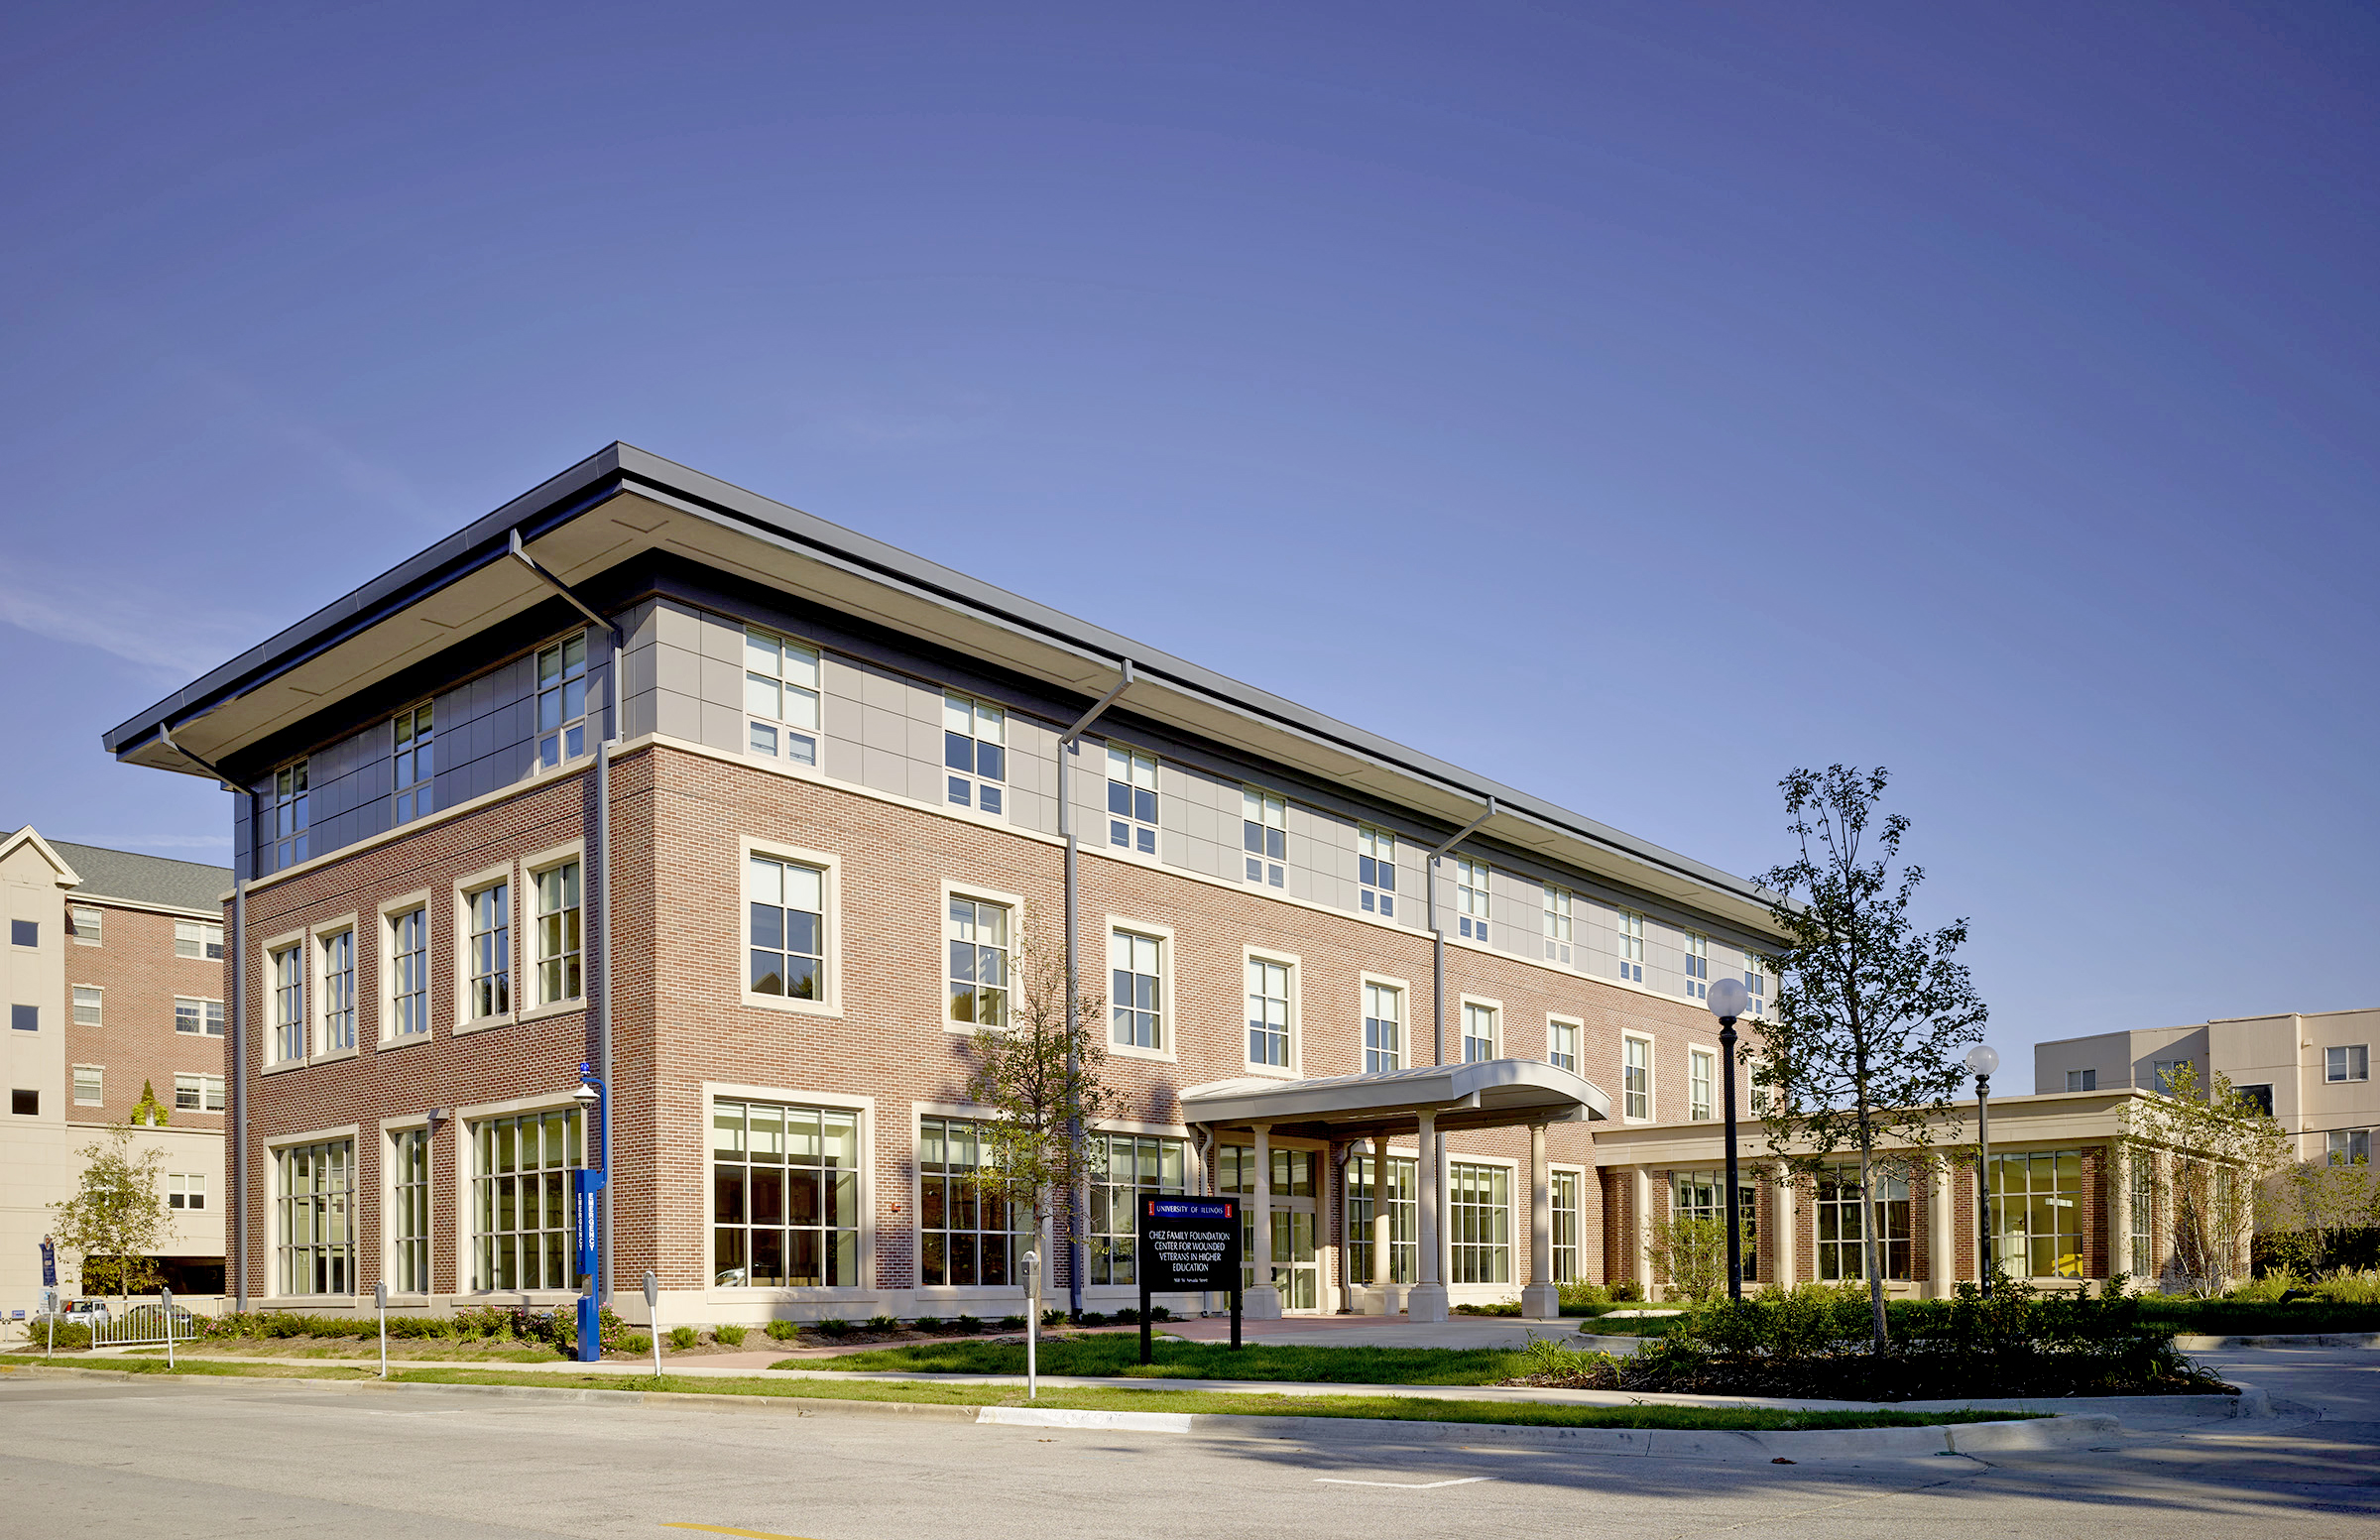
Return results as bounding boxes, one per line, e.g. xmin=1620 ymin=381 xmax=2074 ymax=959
xmin=1316 ymin=1477 xmax=1495 ymax=1489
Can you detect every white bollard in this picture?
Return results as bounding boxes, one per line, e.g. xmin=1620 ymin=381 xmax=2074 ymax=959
xmin=644 ymin=1270 xmax=661 ymax=1378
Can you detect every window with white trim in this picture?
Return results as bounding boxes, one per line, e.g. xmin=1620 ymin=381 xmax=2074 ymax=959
xmin=1453 ymin=858 xmax=1490 ymax=942
xmin=175 ymin=997 xmax=225 ymax=1036
xmin=71 ymin=987 xmax=101 ymax=1026
xmin=1363 ymin=982 xmax=1402 ymax=1073
xmin=1111 ymin=929 xmax=1162 ymax=1049
xmin=1548 ymin=1019 xmax=1578 ymax=1074
xmin=943 ymin=691 xmax=1006 ymax=813
xmin=1088 ymin=1132 xmax=1187 ymax=1285
xmin=277 ymin=1138 xmax=352 ymax=1295
xmin=472 ymin=1108 xmax=580 ymax=1291
xmin=534 ymin=861 xmax=582 ymax=1006
xmin=393 ymin=701 xmax=434 ymax=823
xmin=1615 ymin=909 xmax=1643 ymax=983
xmin=1742 ymin=948 xmax=1767 ymax=1007
xmin=389 ymin=907 xmax=428 ymax=1036
xmin=1817 ymin=1167 xmax=1910 ymax=1281
xmin=918 ymin=1115 xmax=1017 ymax=1287
xmin=946 ymin=895 xmax=1011 ymax=1027
xmin=465 ymin=882 xmax=511 ymax=1019
xmin=1552 ymin=1168 xmax=1582 ymax=1281
xmin=1247 ymin=956 xmax=1291 ymax=1068
xmin=1623 ymin=1035 xmax=1650 ymax=1120
xmin=168 ymin=1172 xmax=206 ymax=1211
xmin=2328 ymin=1045 xmax=2370 ymax=1084
xmin=1689 ymin=1048 xmax=1715 ymax=1121
xmin=536 ymin=633 xmax=589 ymax=768
xmin=2067 ymin=1069 xmax=2097 ymax=1092
xmin=1347 ymin=1152 xmax=1416 ymax=1285
xmin=1448 ymin=1161 xmax=1511 ymax=1283
xmin=69 ymin=906 xmax=101 ymax=946
xmin=2129 ymin=1157 xmax=2155 ymax=1274
xmin=175 ymin=1073 xmax=225 ymax=1112
xmin=747 ymin=857 xmax=823 ymax=1001
xmin=1106 ymin=746 xmax=1158 ymax=855
xmin=1358 ymin=826 xmax=1397 ymax=917
xmin=745 ymin=626 xmax=821 ymax=766
xmin=714 ymin=1099 xmax=861 ymax=1288
xmin=391 ymin=1126 xmax=430 ymax=1292
xmin=270 ymin=942 xmax=305 ymax=1060
xmin=318 ymin=929 xmax=355 ymax=1052
xmin=1683 ymin=930 xmax=1710 ymax=1000
xmin=1243 ymin=789 xmax=1286 ymax=888
xmin=1461 ymin=1001 xmax=1497 ymax=1063
xmin=1673 ymin=1171 xmax=1759 ymax=1281
xmin=176 ymin=919 xmax=224 ymax=960
xmin=72 ymin=1065 xmax=101 ymax=1105
xmin=266 ymin=761 xmax=309 ymax=870
xmin=2328 ymin=1129 xmax=2371 ymax=1165
xmin=1542 ymin=884 xmax=1573 ymax=964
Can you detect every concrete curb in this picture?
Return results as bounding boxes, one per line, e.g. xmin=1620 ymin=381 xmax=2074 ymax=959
xmin=2174 ymin=1332 xmax=2380 ymax=1351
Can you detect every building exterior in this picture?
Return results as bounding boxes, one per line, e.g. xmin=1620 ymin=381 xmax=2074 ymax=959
xmin=102 ymin=443 xmax=1793 ymax=1325
xmin=3 ymin=828 xmax=230 ymax=1304
xmin=2036 ymin=1010 xmax=2378 ymax=1167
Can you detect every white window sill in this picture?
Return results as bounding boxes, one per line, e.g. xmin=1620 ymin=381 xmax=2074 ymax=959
xmin=1110 ymin=1042 xmax=1177 ymax=1065
xmin=452 ymin=1013 xmax=519 ymax=1038
xmin=743 ymin=993 xmax=843 ymax=1020
xmin=377 ymin=1029 xmax=435 ymax=1053
xmin=518 ymin=998 xmax=587 ymax=1026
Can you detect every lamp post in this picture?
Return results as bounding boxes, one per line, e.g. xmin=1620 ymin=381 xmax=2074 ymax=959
xmin=571 ymin=1065 xmax=608 ymax=1362
xmin=1706 ymin=977 xmax=1751 ymax=1303
xmin=1965 ymin=1044 xmax=1999 ymax=1298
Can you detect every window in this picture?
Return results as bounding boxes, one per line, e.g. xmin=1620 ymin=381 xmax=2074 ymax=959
xmin=466 ymin=882 xmax=511 ymax=1019
xmin=715 ymin=1100 xmax=861 ymax=1288
xmin=175 ymin=1073 xmax=225 ymax=1112
xmin=946 ymin=896 xmax=1011 ymax=1027
xmin=1542 ymin=885 xmax=1573 ymax=964
xmin=2067 ymin=1069 xmax=2097 ymax=1092
xmin=1358 ymin=826 xmax=1397 ymax=917
xmin=1453 ymin=858 xmax=1490 ymax=942
xmin=277 ymin=1139 xmax=353 ymax=1295
xmin=1683 ymin=931 xmax=1710 ymax=1000
xmin=1248 ymin=957 xmax=1292 ymax=1068
xmin=1106 ymin=746 xmax=1159 ymax=855
xmin=1110 ymin=929 xmax=1162 ymax=1049
xmin=748 ymin=857 xmax=823 ymax=1001
xmin=389 ymin=907 xmax=428 ymax=1036
xmin=472 ymin=1109 xmax=580 ymax=1291
xmin=1689 ymin=1048 xmax=1715 ymax=1121
xmin=1989 ymin=1150 xmax=2083 ymax=1278
xmin=168 ymin=1173 xmax=206 ymax=1211
xmin=393 ymin=702 xmax=434 ymax=823
xmin=318 ymin=929 xmax=355 ymax=1052
xmin=745 ymin=626 xmax=820 ymax=766
xmin=1243 ymin=789 xmax=1286 ymax=888
xmin=391 ymin=1127 xmax=430 ymax=1293
xmin=2328 ymin=1045 xmax=2371 ymax=1084
xmin=1673 ymin=1171 xmax=1759 ymax=1282
xmin=1361 ymin=982 xmax=1404 ymax=1074
xmin=270 ymin=943 xmax=305 ymax=1060
xmin=1088 ymin=1133 xmax=1187 ymax=1285
xmin=2233 ymin=1083 xmax=2274 ymax=1117
xmin=2129 ymin=1157 xmax=2155 ymax=1275
xmin=1548 ymin=1019 xmax=1578 ymax=1074
xmin=72 ymin=1066 xmax=101 ymax=1106
xmin=175 ymin=998 xmax=225 ymax=1036
xmin=1347 ymin=1152 xmax=1416 ymax=1285
xmin=1449 ymin=1162 xmax=1511 ymax=1283
xmin=1615 ymin=909 xmax=1644 ymax=983
xmin=10 ymin=1005 xmax=35 ymax=1032
xmin=69 ymin=906 xmax=101 ymax=946
xmin=71 ymin=987 xmax=102 ymax=1026
xmin=1623 ymin=1036 xmax=1650 ymax=1120
xmin=2153 ymin=1059 xmax=2190 ymax=1094
xmin=918 ymin=1115 xmax=1016 ymax=1287
xmin=1462 ymin=1001 xmax=1497 ymax=1063
xmin=534 ymin=862 xmax=582 ymax=1006
xmin=1552 ymin=1169 xmax=1582 ymax=1281
xmin=11 ymin=1089 xmax=36 ymax=1115
xmin=1217 ymin=1143 xmax=1315 ymax=1198
xmin=8 ymin=919 xmax=33 ymax=947
xmin=536 ymin=633 xmax=589 ymax=768
xmin=2327 ymin=1129 xmax=2371 ymax=1166
xmin=942 ymin=691 xmax=1007 ymax=813
xmin=175 ymin=920 xmax=225 ymax=959
xmin=268 ymin=761 xmax=308 ymax=870
xmin=1743 ymin=949 xmax=1766 ymax=1006
xmin=1817 ymin=1168 xmax=1909 ymax=1281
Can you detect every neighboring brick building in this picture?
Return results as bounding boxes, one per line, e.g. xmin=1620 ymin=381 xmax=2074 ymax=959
xmin=102 ymin=443 xmax=1800 ymax=1324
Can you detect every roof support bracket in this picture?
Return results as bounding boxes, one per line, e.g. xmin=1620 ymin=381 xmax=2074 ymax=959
xmin=1062 ymin=658 xmax=1133 ymax=744
xmin=157 ymin=721 xmax=239 ymax=793
xmin=510 ymin=528 xmax=619 ymax=641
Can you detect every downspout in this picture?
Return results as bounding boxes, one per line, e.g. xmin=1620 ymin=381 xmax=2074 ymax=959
xmin=1197 ymin=1125 xmax=1218 ymax=1317
xmin=1423 ymin=796 xmax=1493 ymax=1293
xmin=1057 ymin=660 xmax=1132 ymax=1320
xmin=231 ymin=876 xmax=246 ymax=1310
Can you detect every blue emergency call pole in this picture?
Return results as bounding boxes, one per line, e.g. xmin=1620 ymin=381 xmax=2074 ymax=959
xmin=571 ymin=1065 xmax=608 ymax=1362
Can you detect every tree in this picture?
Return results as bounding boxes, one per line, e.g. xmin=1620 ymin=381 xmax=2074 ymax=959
xmin=1648 ymin=1214 xmax=1728 ymax=1303
xmin=130 ymin=1080 xmax=169 ymax=1128
xmin=962 ymin=927 xmax=1120 ymax=1317
xmin=52 ymin=1124 xmax=169 ymax=1299
xmin=2122 ymin=1059 xmax=2294 ymax=1294
xmin=1748 ymin=766 xmax=1987 ymax=1352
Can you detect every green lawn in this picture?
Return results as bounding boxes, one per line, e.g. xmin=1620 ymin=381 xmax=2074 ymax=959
xmin=0 ymin=1355 xmax=2033 ymax=1431
xmin=799 ymin=1337 xmax=1543 ymax=1383
xmin=2130 ymin=1299 xmax=2380 ymax=1336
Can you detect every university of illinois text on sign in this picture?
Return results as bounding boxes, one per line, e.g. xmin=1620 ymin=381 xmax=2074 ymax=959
xmin=1136 ymin=1196 xmax=1241 ymax=1292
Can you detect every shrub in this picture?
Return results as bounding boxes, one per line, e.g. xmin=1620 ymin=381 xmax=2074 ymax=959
xmin=764 ymin=1320 xmax=799 ymax=1342
xmin=1607 ymin=1278 xmax=1644 ymax=1303
xmin=1454 ymin=1301 xmax=1520 ymax=1317
xmin=715 ymin=1324 xmax=748 ymax=1347
xmin=2314 ymin=1267 xmax=2380 ymax=1305
xmin=1147 ymin=1305 xmax=1171 ymax=1322
xmin=811 ymin=1319 xmax=852 ymax=1338
xmin=910 ymin=1317 xmax=944 ymax=1333
xmin=998 ymin=1315 xmax=1028 ymax=1330
xmin=669 ymin=1326 xmax=698 ymax=1350
xmin=1558 ymin=1281 xmax=1611 ymax=1314
xmin=1077 ymin=1311 xmax=1107 ymax=1327
xmin=30 ymin=1321 xmax=92 ymax=1351
xmin=1112 ymin=1307 xmax=1139 ymax=1325
xmin=953 ymin=1314 xmax=985 ymax=1333
xmin=1041 ymin=1309 xmax=1065 ymax=1327
xmin=866 ymin=1315 xmax=899 ymax=1331
xmin=621 ymin=1332 xmax=652 ymax=1356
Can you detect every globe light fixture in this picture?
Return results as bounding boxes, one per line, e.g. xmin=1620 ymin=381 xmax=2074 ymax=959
xmin=1706 ymin=975 xmax=1751 ymax=1300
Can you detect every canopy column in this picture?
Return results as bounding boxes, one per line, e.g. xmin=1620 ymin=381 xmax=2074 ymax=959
xmin=1368 ymin=1132 xmax=1392 ymax=1315
xmin=1409 ymin=1108 xmax=1448 ymax=1322
xmin=1245 ymin=1123 xmax=1283 ymax=1320
xmin=1521 ymin=1122 xmax=1559 ymax=1320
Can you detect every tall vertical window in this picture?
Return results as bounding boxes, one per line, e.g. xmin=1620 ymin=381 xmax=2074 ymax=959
xmin=71 ymin=987 xmax=102 ymax=1026
xmin=1461 ymin=1001 xmax=1497 ymax=1063
xmin=69 ymin=906 xmax=102 ymax=946
xmin=1673 ymin=1172 xmax=1759 ymax=1281
xmin=277 ymin=1139 xmax=353 ymax=1296
xmin=1088 ymin=1133 xmax=1186 ymax=1284
xmin=1615 ymin=909 xmax=1644 ymax=983
xmin=1363 ymin=982 xmax=1402 ymax=1073
xmin=1816 ymin=1169 xmax=1909 ymax=1281
xmin=1358 ymin=826 xmax=1397 ymax=916
xmin=1683 ymin=930 xmax=1710 ymax=1000
xmin=391 ymin=1126 xmax=430 ymax=1293
xmin=392 ymin=702 xmax=434 ymax=823
xmin=535 ymin=862 xmax=582 ymax=1005
xmin=536 ymin=633 xmax=589 ymax=768
xmin=745 ymin=627 xmax=821 ymax=766
xmin=1243 ymin=789 xmax=1286 ymax=888
xmin=1453 ymin=858 xmax=1490 ymax=941
xmin=2328 ymin=1045 xmax=2371 ymax=1083
xmin=943 ymin=691 xmax=1007 ymax=813
xmin=1347 ymin=1153 xmax=1417 ymax=1285
xmin=1448 ymin=1162 xmax=1511 ymax=1283
xmin=747 ymin=857 xmax=823 ymax=1001
xmin=268 ymin=762 xmax=309 ymax=870
xmin=1247 ymin=957 xmax=1291 ymax=1068
xmin=1988 ymin=1150 xmax=2082 ymax=1279
xmin=176 ymin=920 xmax=224 ymax=959
xmin=318 ymin=929 xmax=355 ymax=1051
xmin=1542 ymin=885 xmax=1573 ymax=964
xmin=1623 ymin=1036 xmax=1650 ymax=1120
xmin=1742 ymin=949 xmax=1766 ymax=1008
xmin=713 ymin=1099 xmax=861 ymax=1288
xmin=270 ymin=943 xmax=305 ymax=1060
xmin=176 ymin=1073 xmax=226 ymax=1112
xmin=2128 ymin=1157 xmax=2156 ymax=1276
xmin=1552 ymin=1169 xmax=1582 ymax=1281
xmin=1548 ymin=1019 xmax=1579 ymax=1074
xmin=389 ymin=906 xmax=428 ymax=1036
xmin=472 ymin=1109 xmax=579 ymax=1291
xmin=175 ymin=998 xmax=225 ymax=1036
xmin=946 ymin=896 xmax=1011 ymax=1027
xmin=466 ymin=882 xmax=511 ymax=1019
xmin=1689 ymin=1048 xmax=1715 ymax=1121
xmin=72 ymin=1066 xmax=101 ymax=1105
xmin=1110 ymin=929 xmax=1162 ymax=1049
xmin=1106 ymin=747 xmax=1158 ymax=855
xmin=918 ymin=1116 xmax=1017 ymax=1287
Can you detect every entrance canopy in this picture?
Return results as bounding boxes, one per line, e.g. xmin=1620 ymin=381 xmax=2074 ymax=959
xmin=1179 ymin=1058 xmax=1611 ymax=1143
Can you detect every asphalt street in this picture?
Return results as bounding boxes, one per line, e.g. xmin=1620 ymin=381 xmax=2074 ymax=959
xmin=2 ymin=1346 xmax=2372 ymax=1539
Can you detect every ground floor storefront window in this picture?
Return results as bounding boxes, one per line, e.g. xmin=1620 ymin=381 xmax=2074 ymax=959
xmin=1448 ymin=1162 xmax=1510 ymax=1284
xmin=1088 ymin=1133 xmax=1186 ymax=1285
xmin=1671 ymin=1170 xmax=1758 ymax=1282
xmin=473 ymin=1109 xmax=580 ymax=1291
xmin=277 ymin=1139 xmax=352 ymax=1295
xmin=919 ymin=1116 xmax=1018 ymax=1287
xmin=1990 ymin=1150 xmax=2082 ymax=1278
xmin=715 ymin=1100 xmax=860 ymax=1287
xmin=1347 ymin=1153 xmax=1416 ymax=1284
xmin=1816 ymin=1167 xmax=1911 ymax=1281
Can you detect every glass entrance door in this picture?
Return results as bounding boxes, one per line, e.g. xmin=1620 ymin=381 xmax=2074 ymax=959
xmin=1222 ymin=1143 xmax=1322 ymax=1311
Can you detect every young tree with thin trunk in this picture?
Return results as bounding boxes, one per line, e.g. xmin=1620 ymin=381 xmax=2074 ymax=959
xmin=1749 ymin=766 xmax=1987 ymax=1352
xmin=2122 ymin=1059 xmax=2292 ymax=1294
xmin=52 ymin=1125 xmax=169 ymax=1300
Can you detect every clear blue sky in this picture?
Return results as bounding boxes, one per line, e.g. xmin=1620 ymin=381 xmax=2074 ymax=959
xmin=4 ymin=3 xmax=2374 ymax=1077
